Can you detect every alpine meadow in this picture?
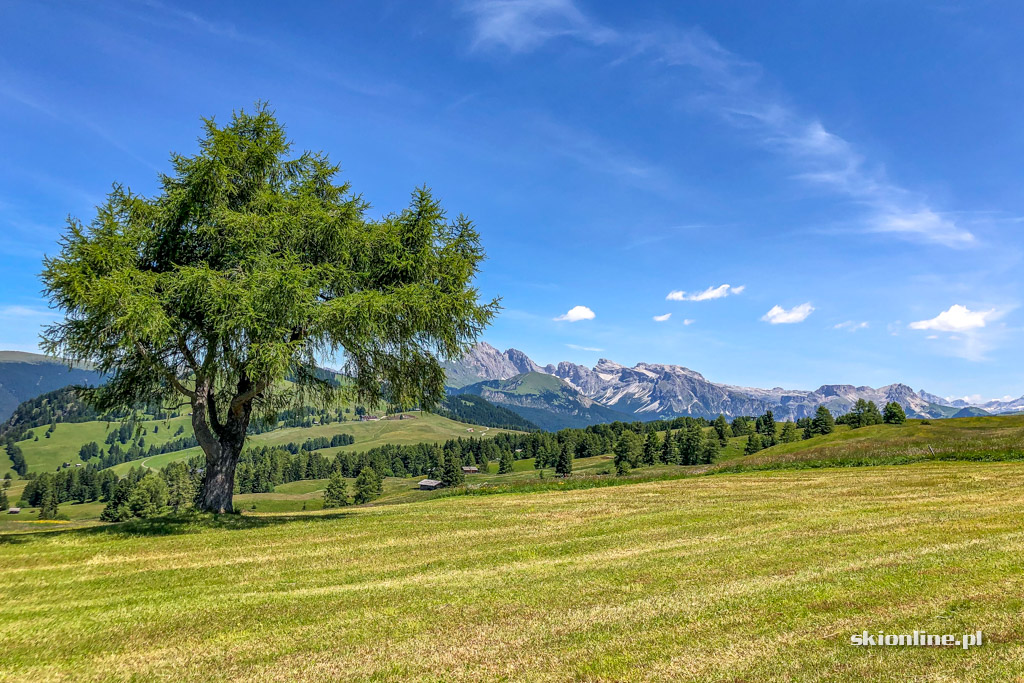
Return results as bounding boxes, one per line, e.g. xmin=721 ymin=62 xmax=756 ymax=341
xmin=3 ymin=2 xmax=1024 ymax=681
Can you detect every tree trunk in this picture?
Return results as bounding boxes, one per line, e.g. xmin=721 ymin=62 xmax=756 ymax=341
xmin=192 ymin=387 xmax=253 ymax=514
xmin=198 ymin=444 xmax=241 ymax=513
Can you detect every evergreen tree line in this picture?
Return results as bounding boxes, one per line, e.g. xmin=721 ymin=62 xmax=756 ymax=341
xmin=19 ymin=465 xmax=120 ymax=518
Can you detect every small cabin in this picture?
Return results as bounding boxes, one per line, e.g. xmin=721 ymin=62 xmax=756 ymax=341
xmin=7 ymin=508 xmax=20 ymax=514
xmin=461 ymin=466 xmax=479 ymax=474
xmin=418 ymin=479 xmax=444 ymax=490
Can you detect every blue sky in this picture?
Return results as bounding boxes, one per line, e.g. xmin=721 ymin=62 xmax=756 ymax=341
xmin=2 ymin=0 xmax=1023 ymax=400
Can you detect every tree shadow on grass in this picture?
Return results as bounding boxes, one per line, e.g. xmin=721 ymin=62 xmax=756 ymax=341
xmin=0 ymin=510 xmax=357 ymax=544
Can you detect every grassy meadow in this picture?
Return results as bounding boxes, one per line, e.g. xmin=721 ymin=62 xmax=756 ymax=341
xmin=2 ymin=461 xmax=1023 ymax=680
xmin=6 ymin=411 xmax=513 ymax=480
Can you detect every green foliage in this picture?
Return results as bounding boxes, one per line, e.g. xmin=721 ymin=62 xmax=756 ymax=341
xmin=498 ymin=450 xmax=514 ymax=474
xmin=755 ymin=410 xmax=777 ymax=447
xmin=353 ymin=468 xmax=383 ymax=504
xmin=713 ymin=415 xmax=729 ymax=445
xmin=811 ymin=406 xmax=835 ymax=436
xmin=37 ymin=474 xmax=61 ymax=519
xmin=162 ymin=461 xmax=196 ymax=511
xmin=555 ymin=441 xmax=574 ymax=476
xmin=323 ymin=472 xmax=351 ymax=508
xmin=660 ymin=430 xmax=678 ymax=464
xmin=441 ymin=453 xmax=465 ymax=487
xmin=677 ymin=423 xmax=705 ymax=465
xmin=841 ymin=399 xmax=884 ymax=429
xmin=884 ymin=401 xmax=907 ymax=425
xmin=128 ymin=476 xmax=168 ymax=518
xmin=744 ymin=433 xmax=763 ymax=455
xmin=40 ymin=104 xmax=498 ymax=511
xmin=731 ymin=416 xmax=752 ymax=437
xmin=779 ymin=422 xmax=800 ymax=443
xmin=613 ymin=431 xmax=642 ymax=475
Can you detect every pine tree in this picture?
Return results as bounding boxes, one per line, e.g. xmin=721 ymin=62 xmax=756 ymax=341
xmin=731 ymin=416 xmax=751 ymax=437
xmin=441 ymin=454 xmax=465 ymax=487
xmin=863 ymin=401 xmax=884 ymax=426
xmin=701 ymin=437 xmax=720 ymax=464
xmin=713 ymin=415 xmax=729 ymax=445
xmin=811 ymin=405 xmax=835 ymax=435
xmin=555 ymin=442 xmax=574 ymax=476
xmin=0 ymin=488 xmax=8 ymax=511
xmin=756 ymin=410 xmax=777 ymax=446
xmin=641 ymin=431 xmax=659 ymax=466
xmin=660 ymin=430 xmax=678 ymax=464
xmin=37 ymin=476 xmax=60 ymax=520
xmin=323 ymin=472 xmax=351 ymax=508
xmin=744 ymin=433 xmax=763 ymax=455
xmin=883 ymin=401 xmax=907 ymax=424
xmin=162 ymin=462 xmax=196 ymax=511
xmin=613 ymin=432 xmax=637 ymax=475
xmin=128 ymin=476 xmax=168 ymax=519
xmin=353 ymin=468 xmax=383 ymax=504
xmin=498 ymin=450 xmax=514 ymax=474
xmin=780 ymin=422 xmax=800 ymax=443
xmin=679 ymin=423 xmax=705 ymax=465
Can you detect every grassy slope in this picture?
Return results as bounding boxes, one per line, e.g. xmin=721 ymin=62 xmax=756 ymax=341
xmin=8 ymin=412 xmax=514 ymax=479
xmin=6 ymin=415 xmax=195 ymax=477
xmin=712 ymin=416 xmax=1024 ymax=472
xmin=2 ymin=461 xmax=1023 ymax=680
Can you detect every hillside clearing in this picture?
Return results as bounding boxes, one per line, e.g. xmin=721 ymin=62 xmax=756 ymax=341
xmin=1 ymin=461 xmax=1023 ymax=680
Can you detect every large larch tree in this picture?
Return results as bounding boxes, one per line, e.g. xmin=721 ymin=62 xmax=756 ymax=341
xmin=41 ymin=105 xmax=498 ymax=512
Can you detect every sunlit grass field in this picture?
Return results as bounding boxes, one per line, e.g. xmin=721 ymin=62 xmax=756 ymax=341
xmin=2 ymin=461 xmax=1023 ymax=681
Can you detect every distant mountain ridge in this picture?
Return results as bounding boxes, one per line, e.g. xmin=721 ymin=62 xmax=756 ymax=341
xmin=454 ymin=372 xmax=634 ymax=430
xmin=445 ymin=343 xmax=1022 ymax=423
xmin=0 ymin=351 xmax=103 ymax=422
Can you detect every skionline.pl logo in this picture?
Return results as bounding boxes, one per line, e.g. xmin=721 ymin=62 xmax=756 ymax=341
xmin=851 ymin=631 xmax=983 ymax=650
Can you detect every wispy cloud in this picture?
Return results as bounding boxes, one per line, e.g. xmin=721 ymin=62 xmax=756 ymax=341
xmin=462 ymin=1 xmax=976 ymax=248
xmin=682 ymin=318 xmax=695 ymax=325
xmin=834 ymin=320 xmax=869 ymax=332
xmin=762 ymin=303 xmax=814 ymax=324
xmin=566 ymin=343 xmax=603 ymax=352
xmin=462 ymin=0 xmax=616 ymax=53
xmin=554 ymin=305 xmax=595 ymax=322
xmin=666 ymin=284 xmax=744 ymax=301
xmin=0 ymin=305 xmax=53 ymax=318
xmin=652 ymin=313 xmax=671 ymax=322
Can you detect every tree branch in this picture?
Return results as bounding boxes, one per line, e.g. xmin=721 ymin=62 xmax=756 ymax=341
xmin=136 ymin=341 xmax=195 ymax=399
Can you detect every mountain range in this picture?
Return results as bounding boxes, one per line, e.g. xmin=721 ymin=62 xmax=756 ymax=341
xmin=445 ymin=343 xmax=1024 ymax=429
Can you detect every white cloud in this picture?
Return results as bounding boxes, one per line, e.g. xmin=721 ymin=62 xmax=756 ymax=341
xmin=833 ymin=320 xmax=868 ymax=332
xmin=762 ymin=303 xmax=814 ymax=324
xmin=682 ymin=318 xmax=695 ymax=325
xmin=461 ymin=2 xmax=977 ymax=248
xmin=909 ymin=305 xmax=999 ymax=332
xmin=652 ymin=313 xmax=671 ymax=322
xmin=554 ymin=305 xmax=595 ymax=322
xmin=566 ymin=343 xmax=603 ymax=352
xmin=666 ymin=284 xmax=744 ymax=301
xmin=463 ymin=0 xmax=615 ymax=53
